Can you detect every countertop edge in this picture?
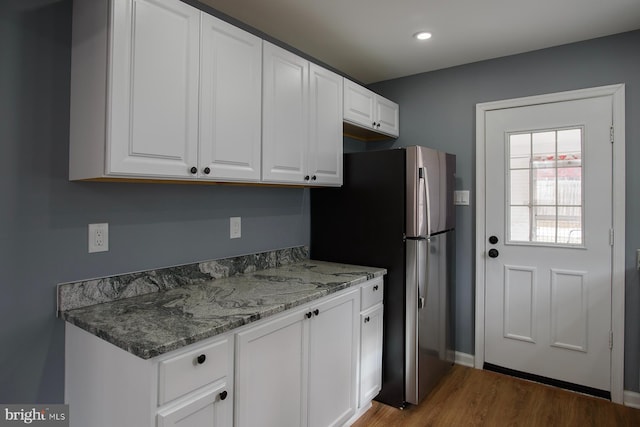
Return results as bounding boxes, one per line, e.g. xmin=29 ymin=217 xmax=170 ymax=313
xmin=62 ymin=267 xmax=386 ymax=360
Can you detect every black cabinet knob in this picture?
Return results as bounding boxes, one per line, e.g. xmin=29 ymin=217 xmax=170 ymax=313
xmin=373 ymin=285 xmax=379 ymax=291
xmin=196 ymin=354 xmax=206 ymax=364
xmin=313 ymin=309 xmax=319 ymax=316
xmin=488 ymin=249 xmax=499 ymax=258
xmin=364 ymin=316 xmax=370 ymax=323
xmin=304 ymin=175 xmax=310 ymax=181
xmin=372 ymin=121 xmax=377 ymax=127
xmin=305 ymin=312 xmax=312 ymax=319
xmin=203 ymin=167 xmax=211 ymax=175
xmin=489 ymin=235 xmax=499 ymax=244
xmin=376 ymin=123 xmax=381 ymax=128
xmin=219 ymin=390 xmax=228 ymax=401
xmin=311 ymin=175 xmax=317 ymax=181
xmin=190 ymin=166 xmax=197 ymax=174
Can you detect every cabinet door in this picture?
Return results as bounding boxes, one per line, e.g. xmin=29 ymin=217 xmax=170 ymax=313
xmin=308 ymin=64 xmax=343 ymax=186
xmin=109 ymin=0 xmax=200 ymax=178
xmin=375 ymin=96 xmax=400 ymax=137
xmin=199 ymin=14 xmax=262 ymax=181
xmin=308 ymin=289 xmax=359 ymax=427
xmin=359 ymin=304 xmax=384 ymax=408
xmin=235 ymin=307 xmax=309 ymax=427
xmin=343 ymin=79 xmax=375 ymax=129
xmin=262 ymin=42 xmax=308 ymax=184
xmin=157 ymin=381 xmax=230 ymax=427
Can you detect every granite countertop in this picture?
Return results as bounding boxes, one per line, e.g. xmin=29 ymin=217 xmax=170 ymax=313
xmin=61 ymin=260 xmax=386 ymax=359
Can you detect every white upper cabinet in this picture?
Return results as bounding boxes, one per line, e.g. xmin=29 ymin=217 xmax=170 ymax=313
xmin=262 ymin=42 xmax=343 ymax=186
xmin=70 ymin=0 xmax=200 ymax=180
xmin=109 ymin=0 xmax=200 ymax=178
xmin=343 ymin=78 xmax=399 ymax=138
xmin=308 ymin=64 xmax=343 ymax=186
xmin=70 ymin=0 xmax=342 ymax=186
xmin=199 ymin=14 xmax=262 ymax=182
xmin=374 ymin=95 xmax=400 ymax=137
xmin=261 ymin=42 xmax=309 ymax=184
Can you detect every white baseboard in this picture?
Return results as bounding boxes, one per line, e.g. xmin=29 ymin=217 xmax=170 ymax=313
xmin=624 ymin=390 xmax=640 ymax=409
xmin=454 ymin=351 xmax=475 ymax=368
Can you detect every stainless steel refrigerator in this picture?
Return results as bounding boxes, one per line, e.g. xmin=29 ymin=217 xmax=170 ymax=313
xmin=310 ymin=146 xmax=455 ymax=408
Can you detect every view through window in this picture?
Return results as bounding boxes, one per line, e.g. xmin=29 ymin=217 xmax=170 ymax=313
xmin=508 ymin=128 xmax=583 ymax=245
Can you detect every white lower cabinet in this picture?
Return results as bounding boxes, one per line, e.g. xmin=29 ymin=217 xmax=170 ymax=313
xmin=157 ymin=381 xmax=229 ymax=427
xmin=235 ymin=288 xmax=359 ymax=427
xmin=64 ymin=325 xmax=233 ymax=427
xmin=359 ymin=305 xmax=384 ymax=407
xmin=358 ymin=277 xmax=384 ymax=409
xmin=65 ymin=278 xmax=383 ymax=427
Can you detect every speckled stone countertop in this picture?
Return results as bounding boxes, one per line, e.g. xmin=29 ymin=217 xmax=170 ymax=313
xmin=61 ymin=260 xmax=385 ymax=359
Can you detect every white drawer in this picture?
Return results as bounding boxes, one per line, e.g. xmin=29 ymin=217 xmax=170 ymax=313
xmin=158 ymin=336 xmax=230 ymax=405
xmin=360 ymin=277 xmax=383 ymax=311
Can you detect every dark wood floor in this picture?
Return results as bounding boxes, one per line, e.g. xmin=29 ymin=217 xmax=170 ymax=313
xmin=352 ymin=365 xmax=640 ymax=426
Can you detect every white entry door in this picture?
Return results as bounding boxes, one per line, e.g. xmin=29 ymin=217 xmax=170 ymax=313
xmin=483 ymin=95 xmax=614 ymax=393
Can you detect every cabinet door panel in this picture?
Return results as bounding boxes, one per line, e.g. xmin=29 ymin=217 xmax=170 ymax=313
xmin=309 ymin=64 xmax=343 ymax=186
xmin=109 ymin=0 xmax=199 ymax=178
xmin=359 ymin=305 xmax=384 ymax=407
xmin=235 ymin=308 xmax=308 ymax=427
xmin=262 ymin=42 xmax=308 ymax=183
xmin=375 ymin=96 xmax=399 ymax=137
xmin=343 ymin=79 xmax=375 ymax=128
xmin=199 ymin=14 xmax=262 ymax=181
xmin=308 ymin=289 xmax=358 ymax=427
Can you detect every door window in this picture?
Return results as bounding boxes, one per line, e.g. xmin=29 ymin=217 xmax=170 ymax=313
xmin=507 ymin=128 xmax=583 ymax=246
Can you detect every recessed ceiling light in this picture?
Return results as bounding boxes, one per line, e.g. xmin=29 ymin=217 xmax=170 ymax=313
xmin=414 ymin=32 xmax=432 ymax=41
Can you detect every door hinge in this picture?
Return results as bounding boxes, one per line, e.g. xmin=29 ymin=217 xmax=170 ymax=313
xmin=610 ymin=126 xmax=614 ymax=143
xmin=609 ymin=331 xmax=613 ymax=349
xmin=609 ymin=229 xmax=614 ymax=246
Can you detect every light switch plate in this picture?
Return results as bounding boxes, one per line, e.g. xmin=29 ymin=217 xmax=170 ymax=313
xmin=230 ymin=217 xmax=241 ymax=239
xmin=454 ymin=190 xmax=470 ymax=206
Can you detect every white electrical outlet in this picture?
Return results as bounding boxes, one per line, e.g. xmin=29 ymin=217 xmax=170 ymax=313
xmin=230 ymin=217 xmax=241 ymax=239
xmin=88 ymin=223 xmax=109 ymax=253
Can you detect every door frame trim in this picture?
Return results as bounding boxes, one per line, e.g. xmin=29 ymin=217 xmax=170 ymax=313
xmin=474 ymin=84 xmax=626 ymax=403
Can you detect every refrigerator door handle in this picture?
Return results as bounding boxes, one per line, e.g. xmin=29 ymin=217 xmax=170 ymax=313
xmin=417 ymin=236 xmax=429 ymax=310
xmin=420 ymin=167 xmax=431 ymax=237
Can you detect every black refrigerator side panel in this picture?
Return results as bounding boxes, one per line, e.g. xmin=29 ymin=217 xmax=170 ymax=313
xmin=310 ymin=149 xmax=407 ymax=407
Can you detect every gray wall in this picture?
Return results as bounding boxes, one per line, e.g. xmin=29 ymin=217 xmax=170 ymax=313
xmin=369 ymin=30 xmax=640 ymax=392
xmin=2 ymin=0 xmax=638 ymax=404
xmin=0 ymin=0 xmax=310 ymax=403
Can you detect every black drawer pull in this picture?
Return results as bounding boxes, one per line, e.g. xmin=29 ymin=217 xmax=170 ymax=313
xmin=219 ymin=390 xmax=228 ymax=401
xmin=373 ymin=285 xmax=379 ymax=291
xmin=196 ymin=354 xmax=206 ymax=364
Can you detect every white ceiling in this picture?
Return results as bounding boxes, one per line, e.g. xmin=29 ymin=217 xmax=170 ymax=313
xmin=198 ymin=0 xmax=640 ymax=84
